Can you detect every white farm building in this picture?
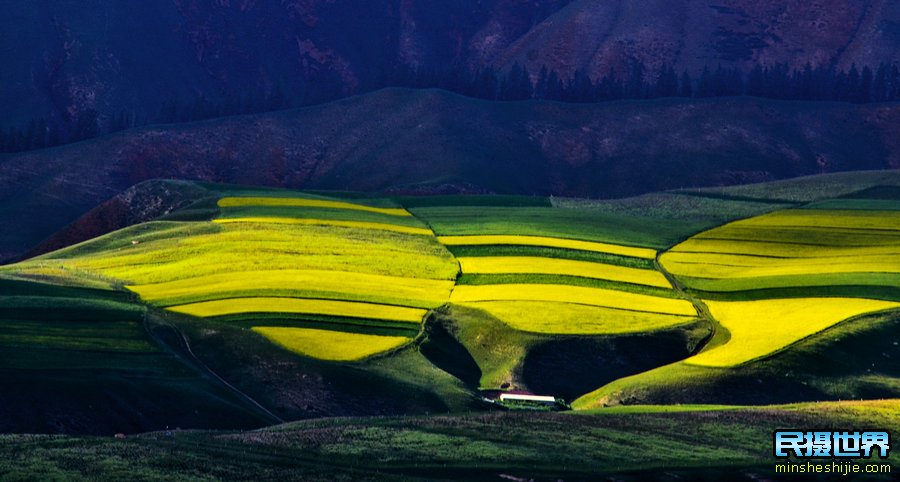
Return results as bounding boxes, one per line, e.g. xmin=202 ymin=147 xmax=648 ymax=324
xmin=498 ymin=393 xmax=557 ymax=405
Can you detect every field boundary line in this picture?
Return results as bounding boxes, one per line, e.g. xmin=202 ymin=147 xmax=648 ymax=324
xmin=143 ymin=312 xmax=284 ymax=424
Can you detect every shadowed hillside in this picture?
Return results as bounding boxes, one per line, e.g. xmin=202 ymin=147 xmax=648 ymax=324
xmin=498 ymin=0 xmax=900 ymax=79
xmin=2 ymin=0 xmax=898 ymax=135
xmin=2 ymin=88 xmax=898 ymax=262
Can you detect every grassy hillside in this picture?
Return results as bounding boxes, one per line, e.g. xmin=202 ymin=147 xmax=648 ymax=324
xmin=0 ymin=277 xmax=272 ymax=434
xmin=1 ymin=400 xmax=898 ymax=480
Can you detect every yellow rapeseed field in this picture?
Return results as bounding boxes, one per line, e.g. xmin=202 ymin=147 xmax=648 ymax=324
xmin=451 ymin=284 xmax=696 ymax=316
xmin=686 ymin=298 xmax=900 ymax=367
xmin=252 ymin=326 xmax=410 ymax=361
xmin=167 ymin=297 xmax=427 ymax=323
xmin=437 ymin=235 xmax=657 ymax=259
xmin=671 ymin=239 xmax=900 ymax=258
xmin=661 ymin=252 xmax=900 ymax=279
xmin=215 ymin=217 xmax=433 ymax=236
xmin=661 ymin=209 xmax=900 ymax=282
xmin=740 ymin=210 xmax=900 ymax=231
xmin=63 ymin=222 xmax=457 ymax=283
xmin=465 ymin=301 xmax=695 ymax=334
xmin=219 ymin=196 xmax=412 ymax=216
xmin=457 ymin=256 xmax=671 ymax=288
xmin=128 ymin=269 xmax=454 ymax=308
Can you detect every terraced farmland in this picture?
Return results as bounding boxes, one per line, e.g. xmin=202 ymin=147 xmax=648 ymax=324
xmin=24 ymin=194 xmax=457 ymax=361
xmin=659 ymin=208 xmax=900 ymax=368
xmin=6 ymin=174 xmax=900 ymax=479
xmin=439 ymin=235 xmax=658 ymax=259
xmin=689 ymin=298 xmax=900 ymax=367
xmin=7 ymin=175 xmax=900 ymax=421
xmin=414 ymin=206 xmax=699 ymax=336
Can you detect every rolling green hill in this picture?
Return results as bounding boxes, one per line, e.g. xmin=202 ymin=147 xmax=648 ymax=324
xmin=1 ymin=400 xmax=898 ymax=480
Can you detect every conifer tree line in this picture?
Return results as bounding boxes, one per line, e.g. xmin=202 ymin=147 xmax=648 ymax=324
xmin=2 ymin=61 xmax=899 ymax=154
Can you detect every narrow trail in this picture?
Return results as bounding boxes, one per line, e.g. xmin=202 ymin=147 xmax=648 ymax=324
xmin=653 ymin=252 xmax=727 ymax=356
xmin=143 ymin=313 xmax=285 ymax=424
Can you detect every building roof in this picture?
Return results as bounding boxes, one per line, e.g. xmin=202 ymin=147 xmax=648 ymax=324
xmin=499 ymin=393 xmax=557 ymax=403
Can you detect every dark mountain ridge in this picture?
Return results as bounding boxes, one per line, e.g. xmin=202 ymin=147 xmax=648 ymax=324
xmin=3 ymin=0 xmax=899 ymax=148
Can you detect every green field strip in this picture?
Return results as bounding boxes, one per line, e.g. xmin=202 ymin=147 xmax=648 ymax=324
xmin=200 ymin=184 xmax=403 ymax=208
xmin=413 ymin=206 xmax=683 ymax=248
xmin=445 ymin=245 xmax=655 ymax=269
xmin=0 ymin=319 xmax=148 ymax=338
xmin=128 ymin=269 xmax=453 ymax=309
xmin=0 ymin=297 xmax=145 ymax=323
xmin=217 ymin=205 xmax=427 ymax=228
xmin=214 ymin=217 xmax=434 ymax=236
xmin=39 ymin=221 xmax=223 ymax=260
xmin=0 ymin=279 xmax=128 ymax=300
xmin=395 ymin=195 xmax=551 ymax=208
xmin=158 ymin=196 xmax=222 ymax=222
xmin=457 ymin=256 xmax=671 ymax=288
xmin=687 ymin=285 xmax=900 ymax=303
xmin=0 ymin=295 xmax=144 ymax=312
xmin=456 ymin=273 xmax=681 ymax=298
xmin=218 ymin=196 xmax=412 ymax=217
xmin=685 ymin=298 xmax=900 ymax=367
xmin=252 ymin=326 xmax=412 ymax=362
xmin=673 ymin=237 xmax=900 ymax=256
xmin=204 ymin=312 xmax=422 ymax=337
xmin=670 ymin=189 xmax=801 ymax=205
xmin=801 ymin=199 xmax=900 ymax=211
xmin=166 ymin=297 xmax=427 ymax=324
xmin=680 ymin=171 xmax=900 ymax=203
xmin=664 ymin=251 xmax=900 ymax=268
xmin=205 ymin=312 xmax=421 ymax=336
xmin=841 ymin=185 xmax=900 ymax=200
xmin=459 ymin=301 xmax=697 ymax=335
xmin=0 ymin=318 xmax=155 ymax=352
xmin=0 ymin=268 xmax=118 ymax=292
xmin=0 ymin=347 xmax=182 ymax=371
xmin=737 ymin=209 xmax=900 ymax=230
xmin=689 ymin=227 xmax=900 ymax=247
xmin=674 ymin=272 xmax=900 ymax=297
xmin=437 ymin=235 xmax=657 ymax=259
xmin=661 ymin=253 xmax=900 ymax=278
xmin=137 ymin=289 xmax=443 ymax=311
xmin=450 ymin=284 xmax=697 ymax=316
xmin=0 ymin=333 xmax=156 ymax=353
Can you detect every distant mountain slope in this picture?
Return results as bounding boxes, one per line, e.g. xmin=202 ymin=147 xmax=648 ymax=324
xmin=0 ymin=0 xmax=573 ymax=129
xmin=495 ymin=0 xmax=900 ymax=79
xmin=1 ymin=88 xmax=898 ymax=262
xmin=2 ymin=0 xmax=898 ymax=132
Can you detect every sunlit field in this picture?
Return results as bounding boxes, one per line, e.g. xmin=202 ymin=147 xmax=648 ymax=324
xmin=252 ymin=326 xmax=411 ymax=361
xmin=168 ymin=297 xmax=427 ymax=324
xmin=438 ymin=235 xmax=657 ymax=259
xmin=451 ymin=284 xmax=696 ymax=316
xmin=23 ymin=195 xmax=457 ymax=359
xmin=457 ymin=256 xmax=670 ymax=288
xmin=461 ymin=301 xmax=696 ymax=334
xmin=687 ymin=298 xmax=900 ymax=367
